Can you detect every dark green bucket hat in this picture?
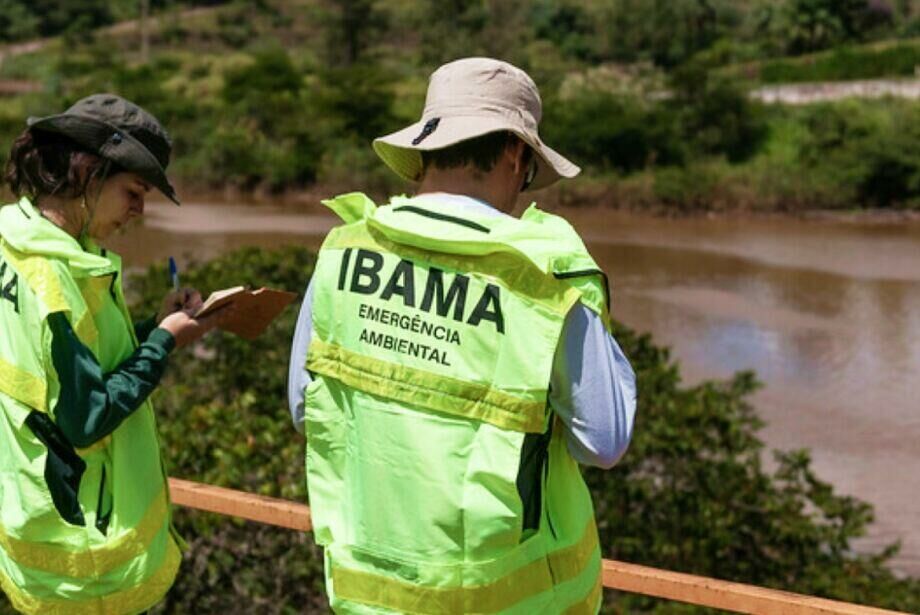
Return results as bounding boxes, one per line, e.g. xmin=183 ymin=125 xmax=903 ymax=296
xmin=27 ymin=93 xmax=180 ymax=205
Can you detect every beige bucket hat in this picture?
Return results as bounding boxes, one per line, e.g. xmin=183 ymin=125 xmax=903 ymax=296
xmin=373 ymin=57 xmax=580 ymax=191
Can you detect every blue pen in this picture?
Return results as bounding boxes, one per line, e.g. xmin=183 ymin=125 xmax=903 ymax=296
xmin=168 ymin=256 xmax=179 ymax=291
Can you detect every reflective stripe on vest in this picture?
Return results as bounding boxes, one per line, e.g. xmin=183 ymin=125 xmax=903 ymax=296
xmin=0 ymin=357 xmax=46 ymax=413
xmin=0 ymin=243 xmax=98 ymax=413
xmin=0 ymin=245 xmax=112 ymax=455
xmin=307 ymin=338 xmax=546 ymax=433
xmin=1 ymin=242 xmax=99 ymax=347
xmin=0 ymin=485 xmax=169 ymax=577
xmin=566 ymin=575 xmax=604 ymax=615
xmin=331 ymin=519 xmax=600 ymax=614
xmin=0 ymin=536 xmax=181 ymax=615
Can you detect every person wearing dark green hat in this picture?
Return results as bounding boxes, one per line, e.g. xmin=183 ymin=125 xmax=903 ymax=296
xmin=0 ymin=94 xmax=227 ymax=614
xmin=26 ymin=92 xmax=181 ymax=206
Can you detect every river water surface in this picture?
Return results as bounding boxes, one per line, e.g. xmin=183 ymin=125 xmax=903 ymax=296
xmin=107 ymin=200 xmax=920 ymax=576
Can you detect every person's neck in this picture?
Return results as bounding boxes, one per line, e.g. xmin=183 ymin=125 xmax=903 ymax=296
xmin=35 ymin=195 xmax=84 ymax=239
xmin=416 ymin=167 xmax=515 ymax=214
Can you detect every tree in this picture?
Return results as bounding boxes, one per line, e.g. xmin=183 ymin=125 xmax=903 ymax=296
xmin=316 ymin=0 xmax=388 ymax=66
xmin=28 ymin=0 xmax=113 ymax=38
xmin=315 ymin=61 xmax=399 ymax=142
xmin=783 ymin=0 xmax=895 ymax=54
xmin=0 ymin=0 xmax=39 ymax=42
xmin=668 ymin=62 xmax=767 ymax=163
xmin=797 ymin=101 xmax=920 ymax=208
xmin=415 ymin=0 xmax=533 ymax=65
xmin=529 ymin=0 xmax=598 ymax=62
xmin=214 ymin=47 xmax=322 ymax=189
xmin=600 ymin=0 xmax=741 ymax=68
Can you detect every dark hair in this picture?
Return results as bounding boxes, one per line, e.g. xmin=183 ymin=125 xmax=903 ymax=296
xmin=4 ymin=128 xmax=121 ymax=202
xmin=421 ymin=130 xmax=531 ymax=175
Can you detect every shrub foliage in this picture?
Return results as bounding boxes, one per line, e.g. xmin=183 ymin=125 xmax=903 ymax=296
xmin=0 ymin=1 xmax=919 ymax=209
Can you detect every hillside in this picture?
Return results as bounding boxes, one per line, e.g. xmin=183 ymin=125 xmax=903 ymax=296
xmin=0 ymin=0 xmax=917 ymax=211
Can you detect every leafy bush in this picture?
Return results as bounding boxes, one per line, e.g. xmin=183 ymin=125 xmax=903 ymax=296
xmin=314 ymin=62 xmax=401 ymax=143
xmin=529 ymin=0 xmax=598 ymax=62
xmin=215 ymin=0 xmax=261 ymax=48
xmin=315 ymin=137 xmax=403 ymax=197
xmin=589 ymin=0 xmax=745 ymax=68
xmin=667 ymin=63 xmax=768 ymax=163
xmin=653 ymin=164 xmax=722 ymax=211
xmin=758 ymin=42 xmax=920 ymax=83
xmin=0 ymin=0 xmax=39 ymax=43
xmin=795 ymin=100 xmax=920 ymax=208
xmin=781 ymin=0 xmax=895 ymax=55
xmin=14 ymin=0 xmax=112 ymax=39
xmin=211 ymin=47 xmax=322 ymax=189
xmin=314 ymin=0 xmax=389 ymax=66
xmin=851 ymin=117 xmax=920 ymax=207
xmin=221 ymin=47 xmax=303 ymax=116
xmin=542 ymin=89 xmax=685 ymax=173
xmin=544 ymin=65 xmax=765 ymax=176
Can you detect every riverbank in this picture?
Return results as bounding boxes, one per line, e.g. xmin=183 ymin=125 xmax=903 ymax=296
xmin=164 ymin=182 xmax=920 ymax=224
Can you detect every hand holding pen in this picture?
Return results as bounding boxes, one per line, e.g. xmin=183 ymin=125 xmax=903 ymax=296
xmin=156 ymin=257 xmax=202 ymax=322
xmin=156 ymin=256 xmax=233 ymax=349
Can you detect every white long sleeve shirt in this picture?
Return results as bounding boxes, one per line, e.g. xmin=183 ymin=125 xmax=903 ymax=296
xmin=287 ymin=193 xmax=637 ymax=468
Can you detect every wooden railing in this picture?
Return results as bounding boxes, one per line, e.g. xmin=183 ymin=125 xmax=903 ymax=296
xmin=168 ymin=478 xmax=908 ymax=615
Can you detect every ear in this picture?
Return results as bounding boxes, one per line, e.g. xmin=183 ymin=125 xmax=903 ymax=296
xmin=506 ymin=138 xmax=527 ymax=175
xmin=78 ymin=163 xmax=106 ymax=198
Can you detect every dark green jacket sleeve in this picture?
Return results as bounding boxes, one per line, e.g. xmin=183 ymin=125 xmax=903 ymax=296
xmin=133 ymin=315 xmax=158 ymax=342
xmin=48 ymin=312 xmax=175 ymax=448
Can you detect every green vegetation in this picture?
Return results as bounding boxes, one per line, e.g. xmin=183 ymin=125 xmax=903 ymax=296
xmin=5 ymin=247 xmax=918 ymax=613
xmin=0 ymin=0 xmax=917 ymax=210
xmin=0 ymin=0 xmax=221 ymax=42
xmin=0 ymin=3 xmax=918 ymax=613
xmin=739 ymin=39 xmax=920 ymax=83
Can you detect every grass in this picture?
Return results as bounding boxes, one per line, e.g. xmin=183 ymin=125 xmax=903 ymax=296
xmin=721 ymin=37 xmax=920 ymax=84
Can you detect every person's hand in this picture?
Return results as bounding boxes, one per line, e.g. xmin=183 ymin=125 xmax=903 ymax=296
xmin=156 ymin=288 xmax=203 ymax=323
xmin=158 ymin=303 xmax=232 ymax=349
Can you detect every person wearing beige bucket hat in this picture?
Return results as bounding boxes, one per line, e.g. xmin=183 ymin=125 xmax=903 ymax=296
xmin=373 ymin=57 xmax=580 ymax=193
xmin=289 ymin=58 xmax=636 ymax=613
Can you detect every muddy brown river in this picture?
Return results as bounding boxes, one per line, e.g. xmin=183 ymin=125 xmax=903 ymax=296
xmin=106 ymin=200 xmax=920 ymax=577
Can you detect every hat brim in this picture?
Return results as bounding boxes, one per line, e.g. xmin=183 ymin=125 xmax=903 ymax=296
xmin=27 ymin=114 xmax=180 ymax=205
xmin=373 ymin=116 xmax=580 ymax=191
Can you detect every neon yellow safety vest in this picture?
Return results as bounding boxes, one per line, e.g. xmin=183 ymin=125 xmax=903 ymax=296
xmin=0 ymin=198 xmax=180 ymax=615
xmin=305 ymin=193 xmax=612 ymax=614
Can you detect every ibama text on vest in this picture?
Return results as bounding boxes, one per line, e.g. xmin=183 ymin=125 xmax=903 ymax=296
xmin=0 ymin=256 xmax=19 ymax=313
xmin=337 ymin=248 xmax=505 ymax=334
